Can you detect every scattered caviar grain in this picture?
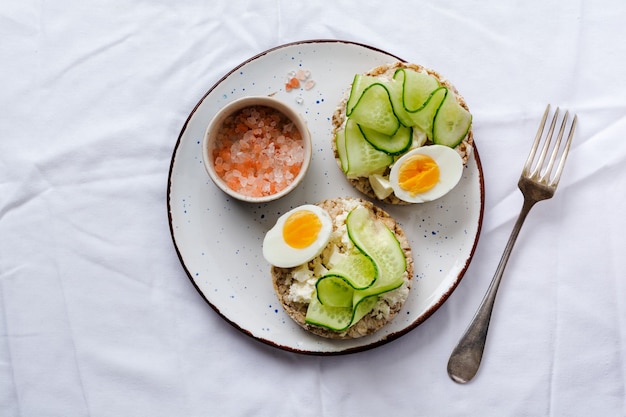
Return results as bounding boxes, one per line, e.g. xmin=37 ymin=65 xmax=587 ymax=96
xmin=212 ymin=106 xmax=305 ymax=197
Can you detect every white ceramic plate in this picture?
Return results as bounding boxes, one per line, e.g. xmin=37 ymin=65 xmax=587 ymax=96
xmin=167 ymin=40 xmax=484 ymax=354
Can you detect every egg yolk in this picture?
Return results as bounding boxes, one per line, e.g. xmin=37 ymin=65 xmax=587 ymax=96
xmin=397 ymin=154 xmax=440 ymax=195
xmin=282 ymin=210 xmax=322 ymax=249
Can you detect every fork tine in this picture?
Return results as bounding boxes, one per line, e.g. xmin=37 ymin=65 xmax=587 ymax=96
xmin=531 ymin=107 xmax=559 ymax=179
xmin=540 ymin=110 xmax=569 ymax=183
xmin=523 ymin=105 xmax=550 ymax=176
xmin=551 ymin=113 xmax=577 ymax=186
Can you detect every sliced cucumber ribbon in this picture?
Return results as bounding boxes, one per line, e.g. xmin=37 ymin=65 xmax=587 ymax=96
xmin=343 ymin=68 xmax=471 ymax=162
xmin=305 ymin=206 xmax=406 ymax=331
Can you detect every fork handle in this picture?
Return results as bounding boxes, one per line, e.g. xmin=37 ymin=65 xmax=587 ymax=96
xmin=447 ymin=197 xmax=537 ymax=383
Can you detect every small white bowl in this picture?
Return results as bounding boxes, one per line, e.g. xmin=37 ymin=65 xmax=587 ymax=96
xmin=202 ymin=96 xmax=312 ymax=203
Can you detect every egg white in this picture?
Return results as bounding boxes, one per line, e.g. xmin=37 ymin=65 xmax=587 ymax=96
xmin=389 ymin=145 xmax=463 ymax=203
xmin=262 ymin=204 xmax=333 ymax=268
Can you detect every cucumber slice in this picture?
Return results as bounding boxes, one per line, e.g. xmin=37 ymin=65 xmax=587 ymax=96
xmin=316 ymin=276 xmax=354 ymax=308
xmin=305 ymin=294 xmax=378 ymax=331
xmin=305 ymin=296 xmax=354 ymax=331
xmin=344 ymin=118 xmax=393 ymax=178
xmin=346 ymin=74 xmax=380 ymax=117
xmin=335 ymin=128 xmax=349 ymax=172
xmin=320 ymin=251 xmax=377 ymax=291
xmin=304 ymin=206 xmax=408 ymax=331
xmin=385 ymin=81 xmax=413 ymax=127
xmin=346 ymin=206 xmax=406 ymax=294
xmin=349 ymin=83 xmax=400 ymax=136
xmin=406 ymin=86 xmax=447 ymax=139
xmin=358 ymin=123 xmax=413 ymax=156
xmin=393 ymin=68 xmax=440 ymax=112
xmin=433 ymin=91 xmax=472 ymax=148
xmin=350 ymin=296 xmax=379 ymax=326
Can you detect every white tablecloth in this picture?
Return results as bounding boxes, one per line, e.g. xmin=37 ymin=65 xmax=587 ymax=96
xmin=2 ymin=1 xmax=625 ymax=416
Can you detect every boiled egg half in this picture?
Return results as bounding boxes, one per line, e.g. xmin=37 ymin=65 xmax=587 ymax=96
xmin=262 ymin=204 xmax=333 ymax=268
xmin=389 ymin=145 xmax=463 ymax=203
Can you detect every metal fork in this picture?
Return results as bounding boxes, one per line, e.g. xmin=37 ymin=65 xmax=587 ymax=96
xmin=447 ymin=105 xmax=578 ymax=384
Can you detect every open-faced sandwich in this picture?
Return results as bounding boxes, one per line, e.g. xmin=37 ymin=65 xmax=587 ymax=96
xmin=332 ymin=62 xmax=474 ymax=205
xmin=262 ymin=197 xmax=413 ymax=339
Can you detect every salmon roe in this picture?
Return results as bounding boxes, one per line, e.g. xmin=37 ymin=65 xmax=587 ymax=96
xmin=212 ymin=105 xmax=305 ymax=197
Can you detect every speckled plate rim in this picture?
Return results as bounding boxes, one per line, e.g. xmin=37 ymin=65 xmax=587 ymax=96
xmin=167 ymin=39 xmax=485 ymax=355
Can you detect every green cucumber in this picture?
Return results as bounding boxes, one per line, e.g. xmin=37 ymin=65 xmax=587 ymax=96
xmin=344 ymin=118 xmax=393 ymax=178
xmin=316 ymin=277 xmax=354 ymax=308
xmin=350 ymin=296 xmax=379 ymax=326
xmin=319 ymin=251 xmax=377 ymax=292
xmin=305 ymin=294 xmax=378 ymax=332
xmin=349 ymin=83 xmax=400 ymax=136
xmin=385 ymin=81 xmax=414 ymax=127
xmin=346 ymin=74 xmax=380 ymax=117
xmin=393 ymin=68 xmax=440 ymax=112
xmin=432 ymin=90 xmax=472 ymax=148
xmin=406 ymin=86 xmax=447 ymax=139
xmin=346 ymin=206 xmax=406 ymax=295
xmin=305 ymin=296 xmax=353 ymax=330
xmin=358 ymin=123 xmax=413 ymax=156
xmin=339 ymin=68 xmax=472 ymax=183
xmin=305 ymin=206 xmax=408 ymax=331
xmin=335 ymin=128 xmax=349 ymax=172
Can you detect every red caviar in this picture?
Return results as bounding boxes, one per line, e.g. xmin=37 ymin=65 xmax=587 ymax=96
xmin=212 ymin=106 xmax=305 ymax=197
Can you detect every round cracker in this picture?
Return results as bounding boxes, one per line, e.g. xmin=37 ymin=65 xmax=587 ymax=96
xmin=331 ymin=62 xmax=474 ymax=205
xmin=271 ymin=197 xmax=413 ymax=339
